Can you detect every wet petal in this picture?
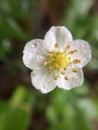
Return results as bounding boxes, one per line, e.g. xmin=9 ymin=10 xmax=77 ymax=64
xmin=44 ymin=26 xmax=73 ymax=50
xmin=31 ymin=69 xmax=56 ymax=93
xmin=56 ymin=67 xmax=84 ymax=90
xmin=23 ymin=39 xmax=48 ymax=70
xmin=68 ymin=40 xmax=91 ymax=67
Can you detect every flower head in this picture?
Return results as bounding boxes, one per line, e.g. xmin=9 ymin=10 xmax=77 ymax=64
xmin=23 ymin=26 xmax=91 ymax=93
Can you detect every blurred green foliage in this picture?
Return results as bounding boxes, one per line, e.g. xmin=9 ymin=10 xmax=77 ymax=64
xmin=0 ymin=0 xmax=98 ymax=130
xmin=0 ymin=87 xmax=33 ymax=130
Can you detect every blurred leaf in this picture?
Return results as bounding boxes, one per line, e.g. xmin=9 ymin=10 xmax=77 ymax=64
xmin=0 ymin=86 xmax=33 ymax=130
xmin=0 ymin=0 xmax=31 ymax=18
xmin=67 ymin=0 xmax=94 ymax=21
xmin=46 ymin=106 xmax=58 ymax=124
xmin=77 ymin=98 xmax=96 ymax=120
xmin=94 ymin=97 xmax=98 ymax=120
xmin=0 ymin=102 xmax=10 ymax=130
xmin=0 ymin=17 xmax=26 ymax=40
xmin=74 ymin=106 xmax=93 ymax=130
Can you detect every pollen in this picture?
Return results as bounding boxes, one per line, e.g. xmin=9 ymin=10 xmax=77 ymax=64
xmin=43 ymin=44 xmax=80 ymax=80
xmin=61 ymin=71 xmax=65 ymax=75
xmin=64 ymin=76 xmax=68 ymax=80
xmin=73 ymin=59 xmax=81 ymax=64
xmin=48 ymin=68 xmax=51 ymax=72
xmin=48 ymin=51 xmax=52 ymax=56
xmin=44 ymin=61 xmax=48 ymax=66
xmin=65 ymin=45 xmax=70 ymax=50
xmin=72 ymin=68 xmax=78 ymax=73
xmin=54 ymin=64 xmax=59 ymax=69
xmin=67 ymin=56 xmax=71 ymax=61
xmin=68 ymin=50 xmax=78 ymax=55
xmin=54 ymin=75 xmax=58 ymax=80
xmin=44 ymin=51 xmax=69 ymax=71
xmin=55 ymin=43 xmax=58 ymax=48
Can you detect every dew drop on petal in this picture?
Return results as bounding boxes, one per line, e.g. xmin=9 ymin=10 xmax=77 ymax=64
xmin=32 ymin=44 xmax=35 ymax=48
xmin=33 ymin=55 xmax=39 ymax=59
xmin=36 ymin=55 xmax=39 ymax=58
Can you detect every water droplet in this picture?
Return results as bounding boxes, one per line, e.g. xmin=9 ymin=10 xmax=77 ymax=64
xmin=48 ymin=79 xmax=51 ymax=83
xmin=32 ymin=44 xmax=35 ymax=48
xmin=35 ymin=55 xmax=39 ymax=58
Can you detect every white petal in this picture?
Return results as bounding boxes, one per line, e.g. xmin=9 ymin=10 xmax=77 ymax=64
xmin=56 ymin=67 xmax=84 ymax=90
xmin=68 ymin=40 xmax=91 ymax=67
xmin=23 ymin=39 xmax=48 ymax=70
xmin=44 ymin=26 xmax=73 ymax=50
xmin=31 ymin=69 xmax=56 ymax=93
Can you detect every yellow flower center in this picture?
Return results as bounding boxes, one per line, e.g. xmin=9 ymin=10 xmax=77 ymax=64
xmin=46 ymin=51 xmax=68 ymax=71
xmin=43 ymin=43 xmax=80 ymax=80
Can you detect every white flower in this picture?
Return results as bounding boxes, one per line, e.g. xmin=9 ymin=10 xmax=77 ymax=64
xmin=23 ymin=26 xmax=91 ymax=94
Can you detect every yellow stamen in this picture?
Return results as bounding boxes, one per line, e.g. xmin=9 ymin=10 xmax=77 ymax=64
xmin=48 ymin=68 xmax=51 ymax=72
xmin=73 ymin=59 xmax=81 ymax=64
xmin=52 ymin=58 xmax=55 ymax=61
xmin=48 ymin=51 xmax=52 ymax=56
xmin=61 ymin=71 xmax=65 ymax=75
xmin=54 ymin=64 xmax=59 ymax=69
xmin=67 ymin=56 xmax=71 ymax=61
xmin=55 ymin=43 xmax=58 ymax=48
xmin=72 ymin=68 xmax=78 ymax=73
xmin=57 ymin=52 xmax=61 ymax=55
xmin=65 ymin=45 xmax=70 ymax=50
xmin=73 ymin=50 xmax=78 ymax=53
xmin=68 ymin=50 xmax=78 ymax=55
xmin=44 ymin=61 xmax=48 ymax=66
xmin=48 ymin=51 xmax=68 ymax=70
xmin=44 ymin=49 xmax=72 ymax=80
xmin=54 ymin=75 xmax=58 ymax=80
xmin=64 ymin=76 xmax=68 ymax=80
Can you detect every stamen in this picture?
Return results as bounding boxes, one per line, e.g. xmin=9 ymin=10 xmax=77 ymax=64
xmin=64 ymin=76 xmax=68 ymax=80
xmin=72 ymin=68 xmax=78 ymax=73
xmin=73 ymin=59 xmax=81 ymax=64
xmin=54 ymin=64 xmax=59 ymax=69
xmin=52 ymin=58 xmax=55 ymax=61
xmin=55 ymin=43 xmax=58 ymax=48
xmin=48 ymin=68 xmax=51 ymax=72
xmin=44 ymin=61 xmax=48 ymax=66
xmin=64 ymin=68 xmax=66 ymax=70
xmin=57 ymin=52 xmax=61 ymax=55
xmin=61 ymin=71 xmax=65 ymax=75
xmin=68 ymin=50 xmax=78 ymax=55
xmin=54 ymin=75 xmax=58 ymax=80
xmin=67 ymin=56 xmax=71 ymax=61
xmin=65 ymin=45 xmax=70 ymax=50
xmin=48 ymin=51 xmax=52 ymax=56
xmin=44 ymin=49 xmax=70 ymax=79
xmin=73 ymin=50 xmax=78 ymax=53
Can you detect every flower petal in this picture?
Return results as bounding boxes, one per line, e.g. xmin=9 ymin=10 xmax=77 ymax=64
xmin=31 ymin=69 xmax=56 ymax=93
xmin=44 ymin=26 xmax=73 ymax=50
xmin=68 ymin=40 xmax=91 ymax=67
xmin=56 ymin=67 xmax=84 ymax=90
xmin=23 ymin=39 xmax=48 ymax=70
